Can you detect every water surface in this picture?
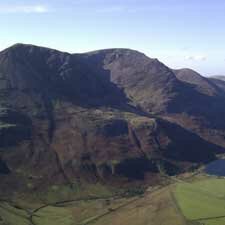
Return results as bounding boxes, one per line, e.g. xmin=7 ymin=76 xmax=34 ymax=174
xmin=205 ymin=159 xmax=225 ymax=176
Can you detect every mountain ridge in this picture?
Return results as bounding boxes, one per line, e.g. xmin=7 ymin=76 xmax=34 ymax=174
xmin=0 ymin=43 xmax=225 ymax=191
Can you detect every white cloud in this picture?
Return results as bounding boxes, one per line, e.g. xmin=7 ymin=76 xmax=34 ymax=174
xmin=0 ymin=5 xmax=49 ymax=14
xmin=185 ymin=55 xmax=207 ymax=61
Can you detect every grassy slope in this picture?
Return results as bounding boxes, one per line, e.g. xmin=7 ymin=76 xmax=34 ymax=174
xmin=0 ymin=184 xmax=186 ymax=225
xmin=0 ymin=202 xmax=29 ymax=225
xmin=92 ymin=187 xmax=185 ymax=225
xmin=33 ymin=206 xmax=74 ymax=225
xmin=29 ymin=187 xmax=186 ymax=225
xmin=3 ymin=176 xmax=225 ymax=225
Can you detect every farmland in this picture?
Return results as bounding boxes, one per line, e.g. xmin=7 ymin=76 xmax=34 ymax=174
xmin=1 ymin=175 xmax=225 ymax=225
xmin=174 ymin=178 xmax=225 ymax=225
xmin=0 ymin=187 xmax=185 ymax=225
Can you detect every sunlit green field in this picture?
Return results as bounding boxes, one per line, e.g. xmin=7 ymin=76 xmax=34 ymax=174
xmin=175 ymin=178 xmax=225 ymax=225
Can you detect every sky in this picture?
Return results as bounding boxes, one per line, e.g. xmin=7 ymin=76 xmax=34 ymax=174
xmin=0 ymin=0 xmax=225 ymax=76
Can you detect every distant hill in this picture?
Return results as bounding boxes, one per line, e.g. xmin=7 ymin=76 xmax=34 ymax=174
xmin=209 ymin=75 xmax=225 ymax=93
xmin=210 ymin=75 xmax=225 ymax=81
xmin=173 ymin=68 xmax=220 ymax=96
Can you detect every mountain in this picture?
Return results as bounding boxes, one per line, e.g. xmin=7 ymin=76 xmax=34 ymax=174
xmin=209 ymin=75 xmax=225 ymax=93
xmin=210 ymin=75 xmax=225 ymax=81
xmin=0 ymin=44 xmax=225 ymax=192
xmin=173 ymin=68 xmax=220 ymax=96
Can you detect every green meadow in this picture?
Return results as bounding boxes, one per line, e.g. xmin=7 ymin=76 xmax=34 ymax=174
xmin=174 ymin=178 xmax=225 ymax=225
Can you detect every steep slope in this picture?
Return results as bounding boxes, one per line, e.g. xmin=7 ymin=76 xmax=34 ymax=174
xmin=174 ymin=68 xmax=220 ymax=96
xmin=0 ymin=44 xmax=224 ymax=192
xmin=83 ymin=51 xmax=225 ymax=149
xmin=82 ymin=49 xmax=180 ymax=113
xmin=170 ymin=69 xmax=225 ymax=149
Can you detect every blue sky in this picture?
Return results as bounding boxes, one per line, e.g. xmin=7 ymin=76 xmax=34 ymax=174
xmin=0 ymin=0 xmax=225 ymax=76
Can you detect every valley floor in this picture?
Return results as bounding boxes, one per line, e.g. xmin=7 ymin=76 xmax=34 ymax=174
xmin=1 ymin=173 xmax=225 ymax=225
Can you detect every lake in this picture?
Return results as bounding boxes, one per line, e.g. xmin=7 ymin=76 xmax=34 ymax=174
xmin=205 ymin=159 xmax=225 ymax=176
